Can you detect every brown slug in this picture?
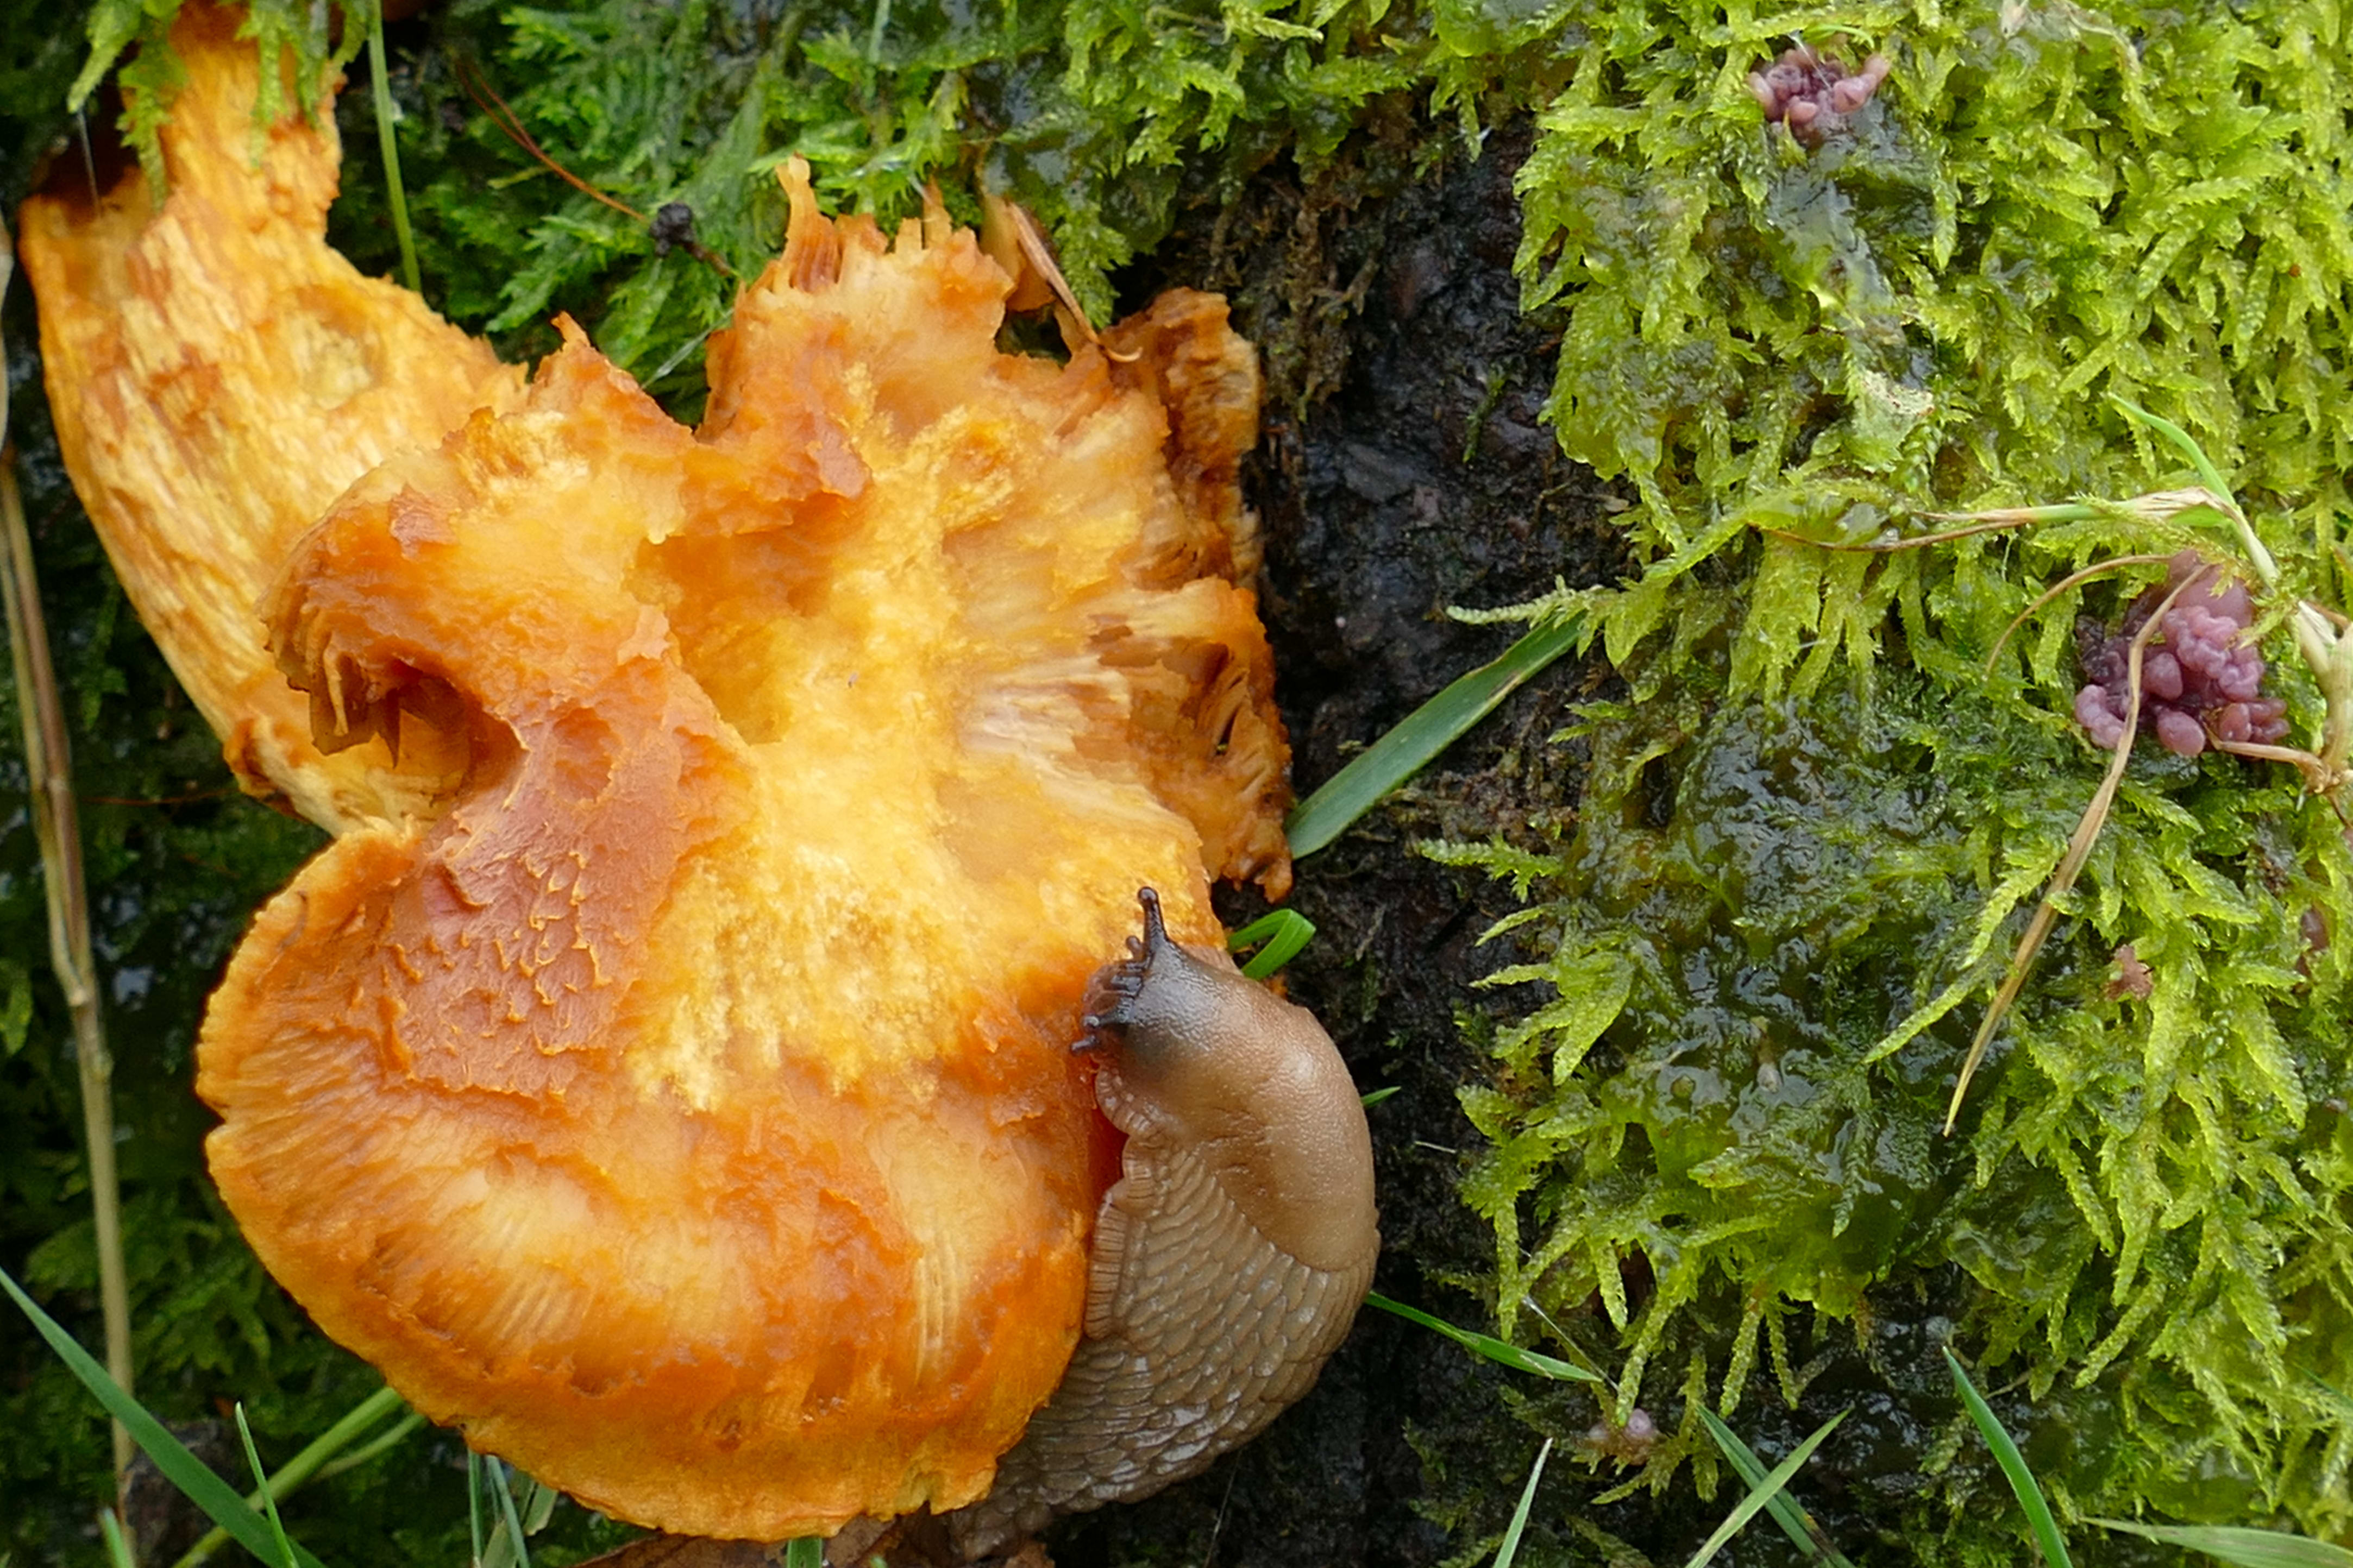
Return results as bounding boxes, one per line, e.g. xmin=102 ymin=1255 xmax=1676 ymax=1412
xmin=946 ymin=887 xmax=1381 ymax=1558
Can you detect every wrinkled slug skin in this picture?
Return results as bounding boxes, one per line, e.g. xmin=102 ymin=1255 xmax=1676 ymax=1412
xmin=950 ymin=891 xmax=1379 ymax=1557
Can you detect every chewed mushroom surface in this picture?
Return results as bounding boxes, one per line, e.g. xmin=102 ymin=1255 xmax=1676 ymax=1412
xmin=192 ymin=162 xmax=1294 ymax=1538
xmin=17 ymin=1 xmax=523 ymax=830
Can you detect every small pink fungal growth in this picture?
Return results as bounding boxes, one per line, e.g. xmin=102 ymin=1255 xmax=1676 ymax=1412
xmin=1748 ymin=45 xmax=1892 ymax=146
xmin=2106 ymin=943 xmax=2154 ymax=1002
xmin=2074 ymin=550 xmax=2289 ymax=758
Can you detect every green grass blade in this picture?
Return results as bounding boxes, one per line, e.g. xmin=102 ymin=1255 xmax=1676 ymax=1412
xmin=233 ymin=1404 xmax=299 ymax=1568
xmin=367 ymin=5 xmax=423 ymax=297
xmin=100 ymin=1508 xmax=135 ymax=1568
xmin=1944 ymin=1348 xmax=2073 ymax=1568
xmin=1683 ymin=1411 xmax=1847 ymax=1568
xmin=177 ymin=1384 xmax=412 ymax=1565
xmin=1364 ymin=1291 xmax=1599 ymax=1382
xmin=0 ymin=1267 xmax=330 ymax=1568
xmin=490 ymin=1457 xmax=532 ymax=1568
xmin=2107 ymin=396 xmax=2235 ymax=507
xmin=1698 ymin=1410 xmax=1857 ymax=1567
xmin=1360 ymin=1085 xmax=1401 ymax=1107
xmin=784 ymin=1540 xmax=825 ymax=1568
xmin=468 ymin=1450 xmax=485 ymax=1566
xmin=266 ymin=1385 xmax=405 ymax=1491
xmin=520 ymin=1476 xmax=558 ymax=1534
xmin=1286 ymin=612 xmax=1586 ymax=859
xmin=310 ymin=1411 xmax=425 ymax=1485
xmin=1228 ymin=908 xmax=1315 ymax=978
xmin=1492 ymin=1438 xmax=1552 ymax=1568
xmin=2088 ymin=1519 xmax=2353 ymax=1567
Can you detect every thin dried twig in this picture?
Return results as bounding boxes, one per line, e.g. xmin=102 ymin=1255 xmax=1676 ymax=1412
xmin=0 ymin=221 xmax=136 ymax=1500
xmin=1944 ymin=574 xmax=2200 ymax=1135
xmin=980 ymin=191 xmax=1127 ymax=357
xmin=2211 ymin=738 xmax=2348 ymax=805
xmin=1762 ymin=515 xmax=2040 ymax=553
xmin=456 ymin=57 xmax=644 ymax=221
xmin=455 ymin=60 xmax=733 ymax=280
xmin=1981 ymin=553 xmax=2179 ymax=674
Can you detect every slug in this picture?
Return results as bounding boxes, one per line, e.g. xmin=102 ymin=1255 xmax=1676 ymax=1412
xmin=946 ymin=887 xmax=1381 ymax=1559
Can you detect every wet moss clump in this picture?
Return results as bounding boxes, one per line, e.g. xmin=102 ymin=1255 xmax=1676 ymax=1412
xmin=1425 ymin=0 xmax=2353 ymax=1549
xmin=1517 ymin=0 xmax=2353 ymax=546
xmin=1441 ymin=527 xmax=2353 ymax=1548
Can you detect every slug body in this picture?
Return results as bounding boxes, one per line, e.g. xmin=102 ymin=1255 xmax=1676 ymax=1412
xmin=949 ymin=889 xmax=1379 ymax=1558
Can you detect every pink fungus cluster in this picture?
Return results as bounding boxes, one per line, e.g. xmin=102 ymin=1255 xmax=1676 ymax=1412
xmin=2073 ymin=550 xmax=2289 ymax=759
xmin=1748 ymin=45 xmax=1892 ymax=146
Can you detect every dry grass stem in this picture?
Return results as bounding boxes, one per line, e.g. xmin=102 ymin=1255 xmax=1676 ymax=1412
xmin=0 ymin=221 xmax=136 ymax=1506
xmin=1981 ymin=552 xmax=2180 ymax=675
xmin=1946 ymin=575 xmax=2200 ymax=1135
xmin=1764 ymin=515 xmax=2039 ymax=553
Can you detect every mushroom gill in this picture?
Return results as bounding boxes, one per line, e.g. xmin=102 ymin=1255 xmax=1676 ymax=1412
xmin=17 ymin=1 xmax=523 ymax=830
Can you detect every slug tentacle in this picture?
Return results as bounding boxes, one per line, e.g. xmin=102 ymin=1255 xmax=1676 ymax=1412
xmin=948 ymin=887 xmax=1379 ymax=1560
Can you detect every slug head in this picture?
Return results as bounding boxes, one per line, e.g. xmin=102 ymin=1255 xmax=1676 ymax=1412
xmin=1076 ymin=887 xmax=1377 ymax=1275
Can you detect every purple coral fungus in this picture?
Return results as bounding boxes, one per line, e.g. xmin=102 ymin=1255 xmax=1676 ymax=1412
xmin=2073 ymin=551 xmax=2289 ymax=759
xmin=1748 ymin=45 xmax=1892 ymax=147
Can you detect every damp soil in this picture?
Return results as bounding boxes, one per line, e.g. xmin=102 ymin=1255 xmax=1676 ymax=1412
xmin=1052 ymin=130 xmax=1639 ymax=1568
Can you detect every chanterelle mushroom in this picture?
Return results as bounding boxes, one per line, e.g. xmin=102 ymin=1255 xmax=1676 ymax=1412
xmin=17 ymin=1 xmax=523 ymax=830
xmin=22 ymin=4 xmax=1364 ymax=1545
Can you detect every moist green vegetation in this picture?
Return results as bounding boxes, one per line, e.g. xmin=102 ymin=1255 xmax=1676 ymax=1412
xmin=1444 ymin=545 xmax=2353 ymax=1547
xmin=1515 ymin=0 xmax=2353 ymax=549
xmin=75 ymin=0 xmax=1572 ymax=414
xmin=11 ymin=0 xmax=2353 ymax=1562
xmin=1427 ymin=0 xmax=2353 ymax=1550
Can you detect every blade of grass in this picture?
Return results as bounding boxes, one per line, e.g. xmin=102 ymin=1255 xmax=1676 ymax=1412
xmin=0 ymin=1267 xmax=330 ymax=1568
xmin=102 ymin=1509 xmax=137 ymax=1568
xmin=2107 ymin=398 xmax=2242 ymax=520
xmin=520 ymin=1476 xmax=558 ymax=1534
xmin=366 ymin=5 xmax=423 ymax=295
xmin=1364 ymin=1292 xmax=1599 ymax=1382
xmin=468 ymin=1451 xmax=485 ymax=1567
xmin=173 ymin=1386 xmax=410 ymax=1568
xmin=491 ymin=1456 xmax=532 ymax=1568
xmin=2 ymin=217 xmax=135 ymax=1491
xmin=2088 ymin=1520 xmax=2353 ymax=1567
xmin=1286 ymin=610 xmax=1586 ymax=858
xmin=1944 ymin=1348 xmax=2073 ymax=1567
xmin=1492 ymin=1438 xmax=1552 ymax=1568
xmin=1228 ymin=908 xmax=1315 ymax=978
xmin=1683 ymin=1411 xmax=1848 ymax=1568
xmin=784 ymin=1540 xmax=825 ymax=1568
xmin=310 ymin=1410 xmax=425 ymax=1483
xmin=1698 ymin=1410 xmax=1857 ymax=1567
xmin=232 ymin=1405 xmax=299 ymax=1568
xmin=1360 ymin=1085 xmax=1401 ymax=1107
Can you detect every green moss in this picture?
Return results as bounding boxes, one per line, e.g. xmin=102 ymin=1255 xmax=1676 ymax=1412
xmin=1444 ymin=521 xmax=2353 ymax=1545
xmin=1516 ymin=0 xmax=2353 ymax=551
xmin=1423 ymin=0 xmax=2353 ymax=1543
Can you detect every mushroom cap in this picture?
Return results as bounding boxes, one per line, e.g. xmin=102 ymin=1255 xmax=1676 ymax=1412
xmin=16 ymin=1 xmax=524 ymax=830
xmin=194 ymin=166 xmax=1291 ymax=1537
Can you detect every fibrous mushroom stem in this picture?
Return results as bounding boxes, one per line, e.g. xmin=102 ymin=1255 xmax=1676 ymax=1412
xmin=945 ymin=888 xmax=1379 ymax=1559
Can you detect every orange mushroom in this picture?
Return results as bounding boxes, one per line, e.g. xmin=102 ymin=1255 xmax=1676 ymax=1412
xmin=21 ymin=5 xmax=1328 ymax=1541
xmin=17 ymin=2 xmax=522 ymax=830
